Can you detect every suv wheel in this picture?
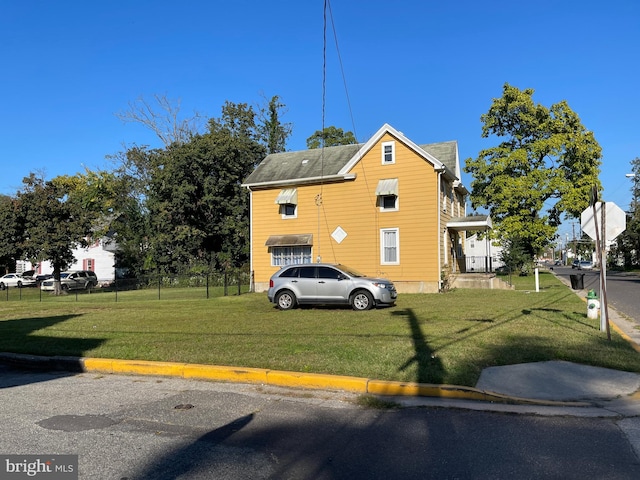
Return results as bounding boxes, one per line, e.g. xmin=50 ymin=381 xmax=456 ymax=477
xmin=61 ymin=284 xmax=69 ymax=291
xmin=351 ymin=290 xmax=374 ymax=311
xmin=275 ymin=290 xmax=297 ymax=310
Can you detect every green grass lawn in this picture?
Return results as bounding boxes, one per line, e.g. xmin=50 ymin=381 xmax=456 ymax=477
xmin=1 ymin=271 xmax=639 ymax=386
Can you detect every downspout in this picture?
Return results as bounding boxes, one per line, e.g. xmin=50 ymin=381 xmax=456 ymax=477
xmin=437 ymin=170 xmax=443 ymax=291
xmin=247 ymin=188 xmax=255 ymax=292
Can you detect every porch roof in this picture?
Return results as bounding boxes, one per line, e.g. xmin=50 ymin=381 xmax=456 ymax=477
xmin=447 ymin=215 xmax=492 ymax=232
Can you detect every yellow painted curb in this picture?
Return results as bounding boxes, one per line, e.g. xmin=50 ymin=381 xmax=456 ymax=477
xmin=109 ymin=359 xmax=186 ymax=376
xmin=183 ymin=364 xmax=269 ymax=383
xmin=610 ymin=321 xmax=640 ymax=354
xmin=266 ymin=370 xmax=368 ymax=393
xmin=75 ymin=356 xmax=589 ymax=406
xmin=368 ymin=380 xmax=496 ymax=401
xmin=82 ymin=357 xmax=115 ymax=373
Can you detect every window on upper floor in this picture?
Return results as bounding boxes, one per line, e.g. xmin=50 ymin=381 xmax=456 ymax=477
xmin=376 ymin=178 xmax=398 ymax=211
xmin=381 ymin=141 xmax=395 ymax=164
xmin=275 ymin=188 xmax=298 ymax=219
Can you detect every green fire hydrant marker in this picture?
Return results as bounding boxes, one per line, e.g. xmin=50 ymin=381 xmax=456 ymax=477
xmin=587 ymin=289 xmax=600 ymax=320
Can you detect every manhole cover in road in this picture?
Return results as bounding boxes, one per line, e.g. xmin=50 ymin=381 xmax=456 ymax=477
xmin=37 ymin=414 xmax=117 ymax=432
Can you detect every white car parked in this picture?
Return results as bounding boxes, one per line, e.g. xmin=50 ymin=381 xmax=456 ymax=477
xmin=0 ymin=273 xmax=37 ymax=290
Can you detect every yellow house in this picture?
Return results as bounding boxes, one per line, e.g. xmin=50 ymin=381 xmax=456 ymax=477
xmin=242 ymin=124 xmax=489 ymax=293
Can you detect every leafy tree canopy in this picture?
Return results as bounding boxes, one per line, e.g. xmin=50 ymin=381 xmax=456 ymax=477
xmin=306 ymin=126 xmax=356 ymax=149
xmin=0 ymin=194 xmax=24 ymax=273
xmin=256 ymin=94 xmax=292 ymax=154
xmin=464 ymin=83 xmax=602 ymax=259
xmin=148 ymin=102 xmax=266 ymax=273
xmin=17 ymin=173 xmax=97 ymax=292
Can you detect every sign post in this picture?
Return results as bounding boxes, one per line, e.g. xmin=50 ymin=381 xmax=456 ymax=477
xmin=581 ymin=198 xmax=626 ymax=338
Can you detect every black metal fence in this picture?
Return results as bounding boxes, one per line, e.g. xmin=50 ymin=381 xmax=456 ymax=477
xmin=463 ymin=256 xmax=496 ymax=273
xmin=1 ymin=270 xmax=253 ymax=302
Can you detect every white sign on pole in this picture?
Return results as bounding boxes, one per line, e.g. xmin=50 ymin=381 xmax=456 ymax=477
xmin=580 ymin=202 xmax=626 ymax=243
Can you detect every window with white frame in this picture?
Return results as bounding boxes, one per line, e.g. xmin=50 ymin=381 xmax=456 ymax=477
xmin=279 ymin=203 xmax=297 ymax=218
xmin=381 ymin=141 xmax=395 ymax=164
xmin=376 ymin=178 xmax=398 ymax=211
xmin=380 ymin=228 xmax=399 ymax=265
xmin=275 ymin=188 xmax=298 ymax=218
xmin=271 ymin=246 xmax=312 ymax=266
xmin=380 ymin=195 xmax=397 ymax=210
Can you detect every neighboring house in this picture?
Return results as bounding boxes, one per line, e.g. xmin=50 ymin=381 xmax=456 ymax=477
xmin=464 ymin=231 xmax=504 ymax=273
xmin=242 ymin=123 xmax=491 ymax=293
xmin=19 ymin=237 xmax=117 ymax=286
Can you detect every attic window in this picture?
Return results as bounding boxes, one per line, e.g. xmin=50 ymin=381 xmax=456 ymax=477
xmin=382 ymin=141 xmax=395 ymax=164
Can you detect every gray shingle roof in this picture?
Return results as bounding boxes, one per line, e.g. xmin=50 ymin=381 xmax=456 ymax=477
xmin=242 ymin=126 xmax=460 ymax=187
xmin=419 ymin=141 xmax=458 ymax=176
xmin=243 ymin=144 xmax=362 ymax=186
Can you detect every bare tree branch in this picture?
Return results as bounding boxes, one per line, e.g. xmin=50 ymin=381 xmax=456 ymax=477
xmin=115 ymin=94 xmax=204 ymax=147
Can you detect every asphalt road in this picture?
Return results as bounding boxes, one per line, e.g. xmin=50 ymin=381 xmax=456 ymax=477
xmin=2 ymin=365 xmax=640 ymax=479
xmin=552 ymin=266 xmax=640 ymax=322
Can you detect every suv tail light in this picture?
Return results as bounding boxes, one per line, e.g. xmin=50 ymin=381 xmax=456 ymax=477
xmin=269 ymin=279 xmax=274 ymax=288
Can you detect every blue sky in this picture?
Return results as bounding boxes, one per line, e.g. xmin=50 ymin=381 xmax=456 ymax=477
xmin=1 ymin=0 xmax=638 ymax=241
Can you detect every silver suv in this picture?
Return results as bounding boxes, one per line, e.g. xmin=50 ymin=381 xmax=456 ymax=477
xmin=267 ymin=264 xmax=397 ymax=311
xmin=40 ymin=270 xmax=98 ymax=291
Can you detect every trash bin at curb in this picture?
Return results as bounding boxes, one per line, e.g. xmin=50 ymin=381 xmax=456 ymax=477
xmin=570 ymin=273 xmax=584 ymax=290
xmin=586 ymin=289 xmax=600 ymax=320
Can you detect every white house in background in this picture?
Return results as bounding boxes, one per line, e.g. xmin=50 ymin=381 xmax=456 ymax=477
xmin=464 ymin=233 xmax=505 ymax=272
xmin=19 ymin=238 xmax=117 ymax=286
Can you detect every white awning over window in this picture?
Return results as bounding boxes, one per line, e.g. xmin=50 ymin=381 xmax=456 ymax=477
xmin=375 ymin=178 xmax=398 ymax=196
xmin=274 ymin=188 xmax=298 ymax=205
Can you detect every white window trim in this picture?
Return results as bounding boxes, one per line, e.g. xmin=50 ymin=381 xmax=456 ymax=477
xmin=381 ymin=141 xmax=395 ymax=164
xmin=270 ymin=245 xmax=312 ymax=266
xmin=380 ymin=228 xmax=400 ymax=265
xmin=380 ymin=195 xmax=399 ymax=212
xmin=280 ymin=204 xmax=297 ymax=219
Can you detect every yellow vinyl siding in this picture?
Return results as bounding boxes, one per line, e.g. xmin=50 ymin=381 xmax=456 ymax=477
xmin=250 ymin=133 xmax=442 ymax=292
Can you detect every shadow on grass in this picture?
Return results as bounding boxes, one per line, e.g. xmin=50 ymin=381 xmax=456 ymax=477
xmin=392 ymin=309 xmax=444 ymax=385
xmin=0 ymin=314 xmax=105 ymax=388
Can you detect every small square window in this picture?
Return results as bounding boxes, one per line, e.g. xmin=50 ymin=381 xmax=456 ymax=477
xmin=280 ymin=203 xmax=297 ymax=218
xmin=381 ymin=195 xmax=397 ymax=211
xmin=382 ymin=141 xmax=395 ymax=164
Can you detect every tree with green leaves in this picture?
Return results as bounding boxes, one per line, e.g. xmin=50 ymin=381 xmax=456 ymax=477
xmin=464 ymin=83 xmax=602 ymax=261
xmin=306 ymin=126 xmax=356 ymax=149
xmin=0 ymin=194 xmax=24 ymax=274
xmin=615 ymin=157 xmax=640 ymax=268
xmin=257 ymin=94 xmax=292 ymax=154
xmin=17 ymin=174 xmax=96 ymax=294
xmin=147 ymin=102 xmax=265 ymax=273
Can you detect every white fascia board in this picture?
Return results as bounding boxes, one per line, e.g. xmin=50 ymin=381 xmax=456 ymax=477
xmin=338 ymin=123 xmax=447 ymax=175
xmin=241 ymin=173 xmax=357 ymax=190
